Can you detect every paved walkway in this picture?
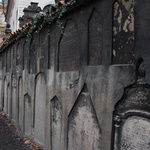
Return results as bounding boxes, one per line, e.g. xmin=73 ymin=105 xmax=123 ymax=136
xmin=0 ymin=111 xmax=42 ymax=150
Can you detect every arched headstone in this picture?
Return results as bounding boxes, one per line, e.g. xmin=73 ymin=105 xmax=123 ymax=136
xmin=113 ymin=85 xmax=150 ymax=150
xmin=34 ymin=73 xmax=46 ymax=146
xmin=88 ymin=8 xmax=103 ymax=66
xmin=24 ymin=93 xmax=32 ymax=136
xmin=113 ymin=59 xmax=150 ymax=150
xmin=7 ymin=83 xmax=11 ymax=117
xmin=18 ymin=77 xmax=23 ymax=130
xmin=12 ymin=75 xmax=17 ymax=122
xmin=3 ymin=78 xmax=7 ymax=113
xmin=58 ymin=19 xmax=80 ymax=71
xmin=51 ymin=96 xmax=62 ymax=150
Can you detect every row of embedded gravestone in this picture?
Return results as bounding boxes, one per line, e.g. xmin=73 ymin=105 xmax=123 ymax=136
xmin=0 ymin=0 xmax=150 ymax=150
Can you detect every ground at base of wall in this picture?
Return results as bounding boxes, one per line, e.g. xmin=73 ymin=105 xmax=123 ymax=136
xmin=0 ymin=110 xmax=44 ymax=150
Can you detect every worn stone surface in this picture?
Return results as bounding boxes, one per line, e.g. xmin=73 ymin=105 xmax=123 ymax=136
xmin=11 ymin=75 xmax=17 ymax=123
xmin=121 ymin=117 xmax=150 ymax=150
xmin=113 ymin=0 xmax=134 ymax=64
xmin=18 ymin=77 xmax=23 ymax=131
xmin=113 ymin=82 xmax=150 ymax=150
xmin=34 ymin=73 xmax=46 ymax=146
xmin=1 ymin=0 xmax=150 ymax=150
xmin=58 ymin=19 xmax=80 ymax=72
xmin=68 ymin=86 xmax=101 ymax=150
xmin=24 ymin=93 xmax=32 ymax=136
xmin=51 ymin=96 xmax=62 ymax=150
xmin=88 ymin=8 xmax=103 ymax=66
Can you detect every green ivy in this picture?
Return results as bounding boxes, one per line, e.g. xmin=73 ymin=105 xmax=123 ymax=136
xmin=0 ymin=0 xmax=76 ymax=50
xmin=28 ymin=0 xmax=76 ymax=35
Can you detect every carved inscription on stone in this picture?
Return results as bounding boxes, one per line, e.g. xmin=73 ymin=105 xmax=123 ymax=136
xmin=58 ymin=20 xmax=80 ymax=71
xmin=88 ymin=9 xmax=102 ymax=65
xmin=121 ymin=117 xmax=150 ymax=150
xmin=68 ymin=88 xmax=101 ymax=150
xmin=51 ymin=97 xmax=62 ymax=150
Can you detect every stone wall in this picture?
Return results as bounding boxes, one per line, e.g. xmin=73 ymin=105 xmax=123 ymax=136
xmin=0 ymin=0 xmax=150 ymax=150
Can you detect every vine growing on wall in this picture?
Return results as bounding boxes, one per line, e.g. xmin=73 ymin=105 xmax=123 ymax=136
xmin=28 ymin=0 xmax=76 ymax=35
xmin=0 ymin=0 xmax=76 ymax=50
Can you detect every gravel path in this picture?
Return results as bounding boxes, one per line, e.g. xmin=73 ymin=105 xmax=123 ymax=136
xmin=0 ymin=111 xmax=43 ymax=150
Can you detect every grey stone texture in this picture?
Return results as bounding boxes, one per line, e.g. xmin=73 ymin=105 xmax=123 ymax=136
xmin=0 ymin=0 xmax=150 ymax=150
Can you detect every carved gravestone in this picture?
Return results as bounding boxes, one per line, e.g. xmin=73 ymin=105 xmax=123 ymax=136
xmin=58 ymin=19 xmax=80 ymax=72
xmin=34 ymin=73 xmax=46 ymax=146
xmin=24 ymin=93 xmax=32 ymax=136
xmin=16 ymin=40 xmax=23 ymax=66
xmin=7 ymin=83 xmax=11 ymax=117
xmin=11 ymin=75 xmax=17 ymax=122
xmin=88 ymin=8 xmax=103 ymax=66
xmin=23 ymin=39 xmax=29 ymax=70
xmin=29 ymin=34 xmax=37 ymax=74
xmin=68 ymin=85 xmax=101 ymax=150
xmin=113 ymin=84 xmax=150 ymax=149
xmin=18 ymin=78 xmax=23 ymax=130
xmin=6 ymin=48 xmax=11 ymax=72
xmin=40 ymin=26 xmax=48 ymax=72
xmin=16 ymin=38 xmax=25 ymax=69
xmin=51 ymin=96 xmax=62 ymax=150
xmin=3 ymin=79 xmax=7 ymax=113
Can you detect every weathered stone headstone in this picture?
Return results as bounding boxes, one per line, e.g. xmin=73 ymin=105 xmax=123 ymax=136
xmin=24 ymin=93 xmax=32 ymax=136
xmin=34 ymin=73 xmax=46 ymax=146
xmin=40 ymin=26 xmax=48 ymax=72
xmin=51 ymin=96 xmax=62 ymax=150
xmin=3 ymin=79 xmax=7 ymax=113
xmin=68 ymin=86 xmax=101 ymax=150
xmin=12 ymin=75 xmax=17 ymax=122
xmin=29 ymin=35 xmax=36 ymax=74
xmin=88 ymin=8 xmax=102 ymax=66
xmin=58 ymin=19 xmax=80 ymax=71
xmin=6 ymin=48 xmax=11 ymax=72
xmin=113 ymin=81 xmax=150 ymax=150
xmin=121 ymin=117 xmax=150 ymax=150
xmin=18 ymin=77 xmax=23 ymax=130
xmin=7 ymin=83 xmax=11 ymax=117
xmin=23 ymin=39 xmax=29 ymax=71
